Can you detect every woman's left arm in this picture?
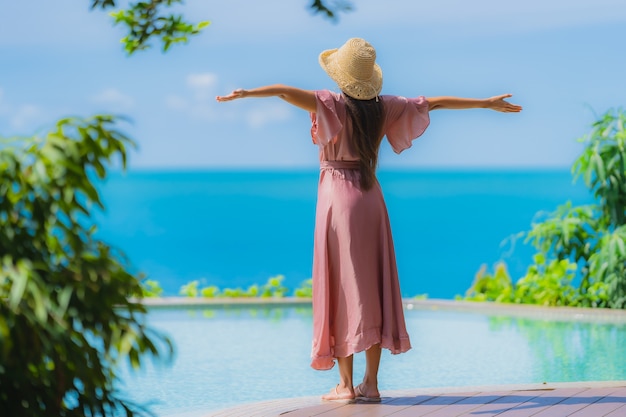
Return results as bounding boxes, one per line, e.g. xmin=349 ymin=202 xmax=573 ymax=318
xmin=216 ymin=84 xmax=317 ymax=112
xmin=426 ymin=94 xmax=522 ymax=113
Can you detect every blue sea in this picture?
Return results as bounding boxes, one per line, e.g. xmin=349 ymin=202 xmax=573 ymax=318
xmin=94 ymin=169 xmax=593 ymax=299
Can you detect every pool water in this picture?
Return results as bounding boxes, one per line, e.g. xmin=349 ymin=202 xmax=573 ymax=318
xmin=119 ymin=303 xmax=626 ymax=416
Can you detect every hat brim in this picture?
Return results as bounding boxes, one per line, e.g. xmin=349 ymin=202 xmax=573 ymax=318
xmin=319 ymin=48 xmax=383 ymax=100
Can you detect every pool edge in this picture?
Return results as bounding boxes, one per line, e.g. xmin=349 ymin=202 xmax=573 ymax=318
xmin=139 ymin=297 xmax=626 ymax=322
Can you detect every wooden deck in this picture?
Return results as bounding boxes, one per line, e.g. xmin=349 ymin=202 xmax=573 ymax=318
xmin=207 ymin=381 xmax=626 ymax=417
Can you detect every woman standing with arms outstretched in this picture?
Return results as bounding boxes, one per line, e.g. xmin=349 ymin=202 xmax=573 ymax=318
xmin=217 ymin=37 xmax=522 ymax=403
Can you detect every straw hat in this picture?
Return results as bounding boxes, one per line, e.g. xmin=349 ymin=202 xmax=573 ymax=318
xmin=319 ymin=38 xmax=383 ymax=100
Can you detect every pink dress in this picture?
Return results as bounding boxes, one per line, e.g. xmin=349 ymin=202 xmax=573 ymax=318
xmin=309 ymin=90 xmax=431 ymax=370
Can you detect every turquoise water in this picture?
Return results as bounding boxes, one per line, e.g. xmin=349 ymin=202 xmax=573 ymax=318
xmin=119 ymin=304 xmax=626 ymax=416
xmin=95 ymin=169 xmax=593 ymax=299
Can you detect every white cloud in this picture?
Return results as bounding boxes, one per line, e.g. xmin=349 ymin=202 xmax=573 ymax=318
xmin=165 ymin=73 xmax=221 ymax=120
xmin=187 ymin=73 xmax=218 ymax=101
xmin=167 ymin=71 xmax=293 ymax=125
xmin=246 ymin=103 xmax=292 ymax=128
xmin=0 ymin=89 xmax=44 ymax=132
xmin=187 ymin=73 xmax=217 ymax=89
xmin=91 ymin=88 xmax=134 ymax=110
xmin=167 ymin=73 xmax=292 ymax=126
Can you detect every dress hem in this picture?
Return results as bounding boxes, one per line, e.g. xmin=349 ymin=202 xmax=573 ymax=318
xmin=310 ymin=330 xmax=412 ymax=371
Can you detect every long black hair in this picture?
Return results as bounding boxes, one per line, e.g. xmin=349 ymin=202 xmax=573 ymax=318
xmin=343 ymin=93 xmax=385 ymax=191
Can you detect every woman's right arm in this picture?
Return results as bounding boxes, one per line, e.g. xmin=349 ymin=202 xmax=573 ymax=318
xmin=216 ymin=84 xmax=317 ymax=112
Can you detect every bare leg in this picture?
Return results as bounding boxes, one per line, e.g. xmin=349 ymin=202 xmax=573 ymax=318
xmin=337 ymin=355 xmax=355 ymax=394
xmin=321 ymin=355 xmax=355 ymax=401
xmin=356 ymin=344 xmax=381 ymax=398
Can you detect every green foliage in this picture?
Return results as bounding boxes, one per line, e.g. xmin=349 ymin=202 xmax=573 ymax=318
xmin=525 ymin=203 xmax=598 ymax=265
xmin=141 ymin=279 xmax=163 ymax=297
xmin=90 ymin=0 xmax=355 ymax=54
xmin=91 ymin=0 xmax=209 ymax=54
xmin=512 ymin=255 xmax=580 ymax=306
xmin=464 ymin=109 xmax=626 ymax=309
xmin=294 ymin=279 xmax=313 ymax=298
xmin=462 ymin=262 xmax=513 ymax=303
xmin=171 ymin=275 xmax=309 ymax=298
xmin=221 ymin=286 xmax=256 ymax=297
xmin=588 ymin=225 xmax=626 ymax=307
xmin=179 ymin=280 xmax=199 ymax=297
xmin=0 ymin=116 xmax=172 ymax=416
xmin=210 ymin=275 xmax=288 ymax=298
xmin=309 ymin=0 xmax=353 ymax=20
xmin=260 ymin=274 xmax=288 ymax=297
xmin=531 ymin=109 xmax=626 ymax=307
xmin=460 ymin=258 xmax=595 ymax=307
xmin=200 ymin=285 xmax=220 ymax=298
xmin=573 ymin=108 xmax=626 ymax=227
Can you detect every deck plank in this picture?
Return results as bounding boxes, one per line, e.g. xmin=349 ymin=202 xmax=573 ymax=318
xmin=419 ymin=391 xmax=513 ymax=417
xmin=392 ymin=392 xmax=506 ymax=417
xmin=207 ymin=383 xmax=626 ymax=417
xmin=388 ymin=392 xmax=480 ymax=417
xmin=527 ymin=388 xmax=619 ymax=417
xmin=567 ymin=387 xmax=626 ymax=417
xmin=493 ymin=388 xmax=589 ymax=417
xmin=272 ymin=402 xmax=345 ymax=417
xmin=604 ymin=404 xmax=626 ymax=417
xmin=453 ymin=390 xmax=544 ymax=416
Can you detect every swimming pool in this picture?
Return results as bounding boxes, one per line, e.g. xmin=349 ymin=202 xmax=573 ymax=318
xmin=118 ymin=300 xmax=626 ymax=417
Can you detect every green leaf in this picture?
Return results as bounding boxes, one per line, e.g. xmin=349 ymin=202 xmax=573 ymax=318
xmin=197 ymin=20 xmax=211 ymax=29
xmin=592 ymin=152 xmax=606 ymax=183
xmin=8 ymin=263 xmax=28 ymax=310
xmin=57 ymin=286 xmax=73 ymax=316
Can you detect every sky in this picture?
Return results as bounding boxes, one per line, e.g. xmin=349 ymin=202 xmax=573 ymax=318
xmin=1 ymin=0 xmax=626 ymax=170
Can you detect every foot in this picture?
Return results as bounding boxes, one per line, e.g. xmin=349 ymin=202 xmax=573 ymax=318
xmin=354 ymin=383 xmax=381 ymax=403
xmin=321 ymin=384 xmax=356 ymax=403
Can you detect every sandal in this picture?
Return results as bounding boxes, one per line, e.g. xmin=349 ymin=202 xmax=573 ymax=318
xmin=354 ymin=383 xmax=382 ymax=403
xmin=321 ymin=385 xmax=356 ymax=404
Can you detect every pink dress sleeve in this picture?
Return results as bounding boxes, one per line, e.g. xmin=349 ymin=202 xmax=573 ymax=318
xmin=384 ymin=95 xmax=430 ymax=154
xmin=310 ymin=90 xmax=344 ymax=147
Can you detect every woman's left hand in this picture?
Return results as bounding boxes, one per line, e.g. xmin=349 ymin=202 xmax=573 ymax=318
xmin=486 ymin=94 xmax=522 ymax=113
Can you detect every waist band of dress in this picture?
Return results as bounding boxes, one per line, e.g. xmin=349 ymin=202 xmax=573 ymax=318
xmin=320 ymin=160 xmax=361 ymax=170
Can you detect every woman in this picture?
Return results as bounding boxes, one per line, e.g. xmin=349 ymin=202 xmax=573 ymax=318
xmin=216 ymin=37 xmax=521 ymax=403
